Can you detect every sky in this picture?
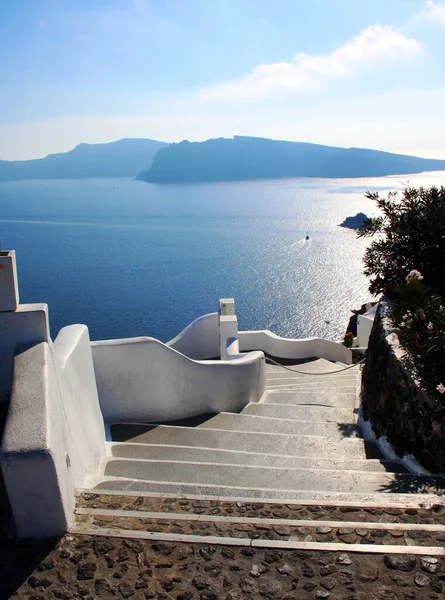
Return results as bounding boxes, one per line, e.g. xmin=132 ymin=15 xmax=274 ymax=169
xmin=1 ymin=0 xmax=445 ymax=160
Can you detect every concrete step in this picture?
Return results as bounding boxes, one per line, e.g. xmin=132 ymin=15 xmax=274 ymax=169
xmin=197 ymin=412 xmax=362 ymax=438
xmin=266 ymin=359 xmax=355 ymax=373
xmin=102 ymin=458 xmax=409 ymax=494
xmin=97 ymin=458 xmax=444 ymax=497
xmin=110 ymin=423 xmax=370 ymax=458
xmin=264 ymin=391 xmax=357 ymax=408
xmin=266 ymin=380 xmax=358 ymax=388
xmin=92 ymin=478 xmax=444 ymax=506
xmin=109 ymin=442 xmax=404 ymax=473
xmin=265 ymin=373 xmax=358 ymax=384
xmin=242 ymin=402 xmax=357 ymax=423
xmin=266 ymin=384 xmax=358 ymax=393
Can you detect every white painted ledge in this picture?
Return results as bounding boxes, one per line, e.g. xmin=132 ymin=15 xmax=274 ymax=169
xmin=239 ymin=330 xmax=352 ymax=364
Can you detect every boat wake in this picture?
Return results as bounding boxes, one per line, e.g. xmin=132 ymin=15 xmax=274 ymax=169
xmin=290 ymin=237 xmax=312 ymax=248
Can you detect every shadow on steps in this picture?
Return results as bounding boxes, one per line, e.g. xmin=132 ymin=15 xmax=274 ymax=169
xmin=377 ymin=474 xmax=445 ymax=495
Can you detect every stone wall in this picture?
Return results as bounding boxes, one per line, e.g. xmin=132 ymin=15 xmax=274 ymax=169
xmin=361 ymin=299 xmax=445 ymax=474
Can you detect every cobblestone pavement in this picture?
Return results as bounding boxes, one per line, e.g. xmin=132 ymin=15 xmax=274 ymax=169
xmin=77 ymin=494 xmax=445 ymax=525
xmin=1 ymin=533 xmax=444 ymax=600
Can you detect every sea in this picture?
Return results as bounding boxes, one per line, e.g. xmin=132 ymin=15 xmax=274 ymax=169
xmin=1 ymin=171 xmax=444 ymax=343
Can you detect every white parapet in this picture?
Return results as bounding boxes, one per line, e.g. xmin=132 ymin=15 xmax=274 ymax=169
xmin=0 ymin=304 xmax=51 ymax=402
xmin=91 ymin=337 xmax=266 ymax=423
xmin=0 ymin=250 xmax=51 ymax=403
xmin=167 ymin=312 xmax=220 ymax=359
xmin=1 ymin=325 xmax=106 ymax=538
xmin=238 ymin=330 xmax=352 ymax=364
xmin=357 ymin=304 xmax=378 ymax=348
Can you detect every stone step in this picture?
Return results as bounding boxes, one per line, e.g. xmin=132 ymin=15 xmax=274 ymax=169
xmin=265 ymin=370 xmax=358 ymax=379
xmin=77 ymin=491 xmax=445 ymax=525
xmin=265 ymin=374 xmax=358 ymax=384
xmin=242 ymin=402 xmax=357 ymax=423
xmin=110 ymin=424 xmax=370 ymax=458
xmin=109 ymin=443 xmax=403 ymax=473
xmin=91 ymin=478 xmax=444 ymax=506
xmin=101 ymin=458 xmax=420 ymax=494
xmin=266 ymin=383 xmax=358 ymax=392
xmin=74 ymin=506 xmax=445 ymax=549
xmin=266 ymin=359 xmax=356 ymax=373
xmin=264 ymin=391 xmax=357 ymax=408
xmin=197 ymin=412 xmax=362 ymax=438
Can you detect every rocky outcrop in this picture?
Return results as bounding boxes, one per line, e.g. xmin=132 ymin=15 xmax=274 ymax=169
xmin=137 ymin=136 xmax=445 ymax=183
xmin=339 ymin=213 xmax=368 ymax=230
xmin=361 ymin=299 xmax=445 ymax=473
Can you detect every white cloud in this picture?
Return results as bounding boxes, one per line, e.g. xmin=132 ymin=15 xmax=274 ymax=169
xmin=421 ymin=1 xmax=445 ymax=25
xmin=201 ymin=25 xmax=421 ymax=101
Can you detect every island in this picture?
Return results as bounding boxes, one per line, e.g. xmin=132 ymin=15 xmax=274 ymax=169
xmin=0 ymin=138 xmax=167 ymax=182
xmin=137 ymin=136 xmax=445 ymax=183
xmin=339 ymin=213 xmax=368 ymax=230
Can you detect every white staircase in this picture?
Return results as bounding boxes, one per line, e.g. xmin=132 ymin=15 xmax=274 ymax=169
xmin=86 ymin=358 xmax=443 ymax=505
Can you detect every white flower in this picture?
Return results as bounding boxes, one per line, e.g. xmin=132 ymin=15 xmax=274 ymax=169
xmin=437 ymin=383 xmax=445 ymax=394
xmin=427 ymin=322 xmax=434 ymax=330
xmin=406 ymin=269 xmax=424 ymax=283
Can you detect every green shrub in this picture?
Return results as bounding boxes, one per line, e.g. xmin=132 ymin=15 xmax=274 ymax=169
xmin=390 ymin=275 xmax=445 ymax=406
xmin=358 ymin=185 xmax=445 ymax=297
xmin=359 ymin=184 xmax=445 ymax=406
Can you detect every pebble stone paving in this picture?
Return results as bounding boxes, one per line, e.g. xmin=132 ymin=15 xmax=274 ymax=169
xmin=2 ymin=533 xmax=444 ymax=600
xmin=1 ymin=494 xmax=444 ymax=599
xmin=77 ymin=494 xmax=445 ymax=526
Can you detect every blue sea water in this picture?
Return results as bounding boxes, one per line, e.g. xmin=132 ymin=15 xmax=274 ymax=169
xmin=1 ymin=172 xmax=444 ymax=342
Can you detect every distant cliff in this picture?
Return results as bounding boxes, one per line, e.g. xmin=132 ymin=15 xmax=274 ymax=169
xmin=137 ymin=136 xmax=445 ymax=183
xmin=0 ymin=138 xmax=167 ymax=182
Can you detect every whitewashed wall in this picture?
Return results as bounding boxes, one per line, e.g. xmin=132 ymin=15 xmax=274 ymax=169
xmin=166 ymin=312 xmax=220 ymax=359
xmin=1 ymin=325 xmax=105 ymax=538
xmin=238 ymin=330 xmax=352 ymax=364
xmin=0 ymin=304 xmax=51 ymax=402
xmin=92 ymin=337 xmax=266 ymax=423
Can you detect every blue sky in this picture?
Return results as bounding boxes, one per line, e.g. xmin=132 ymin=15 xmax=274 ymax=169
xmin=1 ymin=0 xmax=445 ymax=159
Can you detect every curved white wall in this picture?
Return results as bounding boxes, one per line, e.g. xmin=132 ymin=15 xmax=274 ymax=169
xmin=166 ymin=311 xmax=352 ymax=365
xmin=166 ymin=312 xmax=220 ymax=359
xmin=92 ymin=337 xmax=266 ymax=423
xmin=239 ymin=330 xmax=352 ymax=364
xmin=1 ymin=325 xmax=106 ymax=538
